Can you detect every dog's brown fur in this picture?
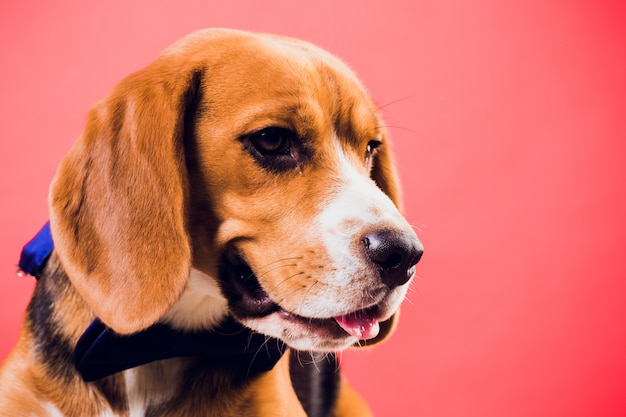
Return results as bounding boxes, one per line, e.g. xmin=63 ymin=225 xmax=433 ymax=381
xmin=0 ymin=29 xmax=421 ymax=416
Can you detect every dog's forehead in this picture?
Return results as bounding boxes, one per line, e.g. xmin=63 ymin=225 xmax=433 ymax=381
xmin=171 ymin=29 xmax=381 ymax=143
xmin=166 ymin=29 xmax=353 ymax=78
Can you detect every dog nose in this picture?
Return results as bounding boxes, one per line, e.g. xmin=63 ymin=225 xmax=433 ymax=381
xmin=362 ymin=230 xmax=423 ymax=288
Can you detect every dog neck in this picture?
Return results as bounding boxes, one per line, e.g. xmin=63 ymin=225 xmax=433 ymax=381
xmin=19 ymin=222 xmax=286 ymax=383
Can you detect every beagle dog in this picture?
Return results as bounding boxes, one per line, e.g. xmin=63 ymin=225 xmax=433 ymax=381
xmin=0 ymin=28 xmax=423 ymax=416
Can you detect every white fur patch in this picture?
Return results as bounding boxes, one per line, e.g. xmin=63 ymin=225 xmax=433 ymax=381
xmin=124 ymin=369 xmax=146 ymax=417
xmin=162 ymin=268 xmax=228 ymax=330
xmin=122 ymin=360 xmax=186 ymax=416
xmin=318 ymin=142 xmax=409 ymax=247
xmin=300 ymin=141 xmax=415 ymax=316
xmin=40 ymin=403 xmax=64 ymax=417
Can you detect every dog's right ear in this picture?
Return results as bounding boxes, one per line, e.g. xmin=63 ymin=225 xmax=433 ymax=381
xmin=49 ymin=57 xmax=203 ymax=335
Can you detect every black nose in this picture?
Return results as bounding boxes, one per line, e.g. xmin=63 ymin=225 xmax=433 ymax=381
xmin=362 ymin=230 xmax=423 ymax=288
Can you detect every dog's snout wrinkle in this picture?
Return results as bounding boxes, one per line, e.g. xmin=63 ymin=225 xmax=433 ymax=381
xmin=362 ymin=230 xmax=423 ymax=288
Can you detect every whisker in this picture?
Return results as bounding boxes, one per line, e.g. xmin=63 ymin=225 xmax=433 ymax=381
xmin=252 ymin=263 xmax=298 ymax=281
xmin=310 ymin=351 xmax=322 ymax=373
xmin=376 ymin=96 xmax=413 ymax=110
xmin=246 ymin=335 xmax=286 ymax=378
xmin=295 ymin=350 xmax=305 ymax=368
xmin=334 ymin=351 xmax=343 ymax=372
xmin=256 ymin=256 xmax=303 ymax=271
xmin=243 ymin=256 xmax=303 ymax=280
xmin=291 ymin=280 xmax=319 ymax=314
xmin=402 ymin=295 xmax=418 ymax=311
xmin=408 ymin=222 xmax=427 ymax=233
xmin=274 ymin=271 xmax=306 ymax=292
xmin=239 ymin=257 xmax=303 ymax=286
xmin=378 ymin=124 xmax=416 ymax=134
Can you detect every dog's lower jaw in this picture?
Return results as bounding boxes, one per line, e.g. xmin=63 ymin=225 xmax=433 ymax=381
xmin=216 ymin=248 xmax=407 ymax=351
xmin=239 ymin=291 xmax=406 ymax=352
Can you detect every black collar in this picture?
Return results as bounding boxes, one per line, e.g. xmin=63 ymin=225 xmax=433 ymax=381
xmin=74 ymin=316 xmax=286 ymax=382
xmin=19 ymin=222 xmax=286 ymax=382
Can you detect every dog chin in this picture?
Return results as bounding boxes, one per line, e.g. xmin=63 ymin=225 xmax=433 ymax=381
xmin=240 ymin=307 xmax=395 ymax=352
xmin=244 ymin=313 xmax=360 ymax=351
xmin=236 ymin=288 xmax=406 ymax=352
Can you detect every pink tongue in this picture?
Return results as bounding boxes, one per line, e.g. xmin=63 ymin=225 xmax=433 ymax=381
xmin=334 ymin=311 xmax=380 ymax=340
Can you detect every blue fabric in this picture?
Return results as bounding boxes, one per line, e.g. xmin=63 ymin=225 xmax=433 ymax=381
xmin=19 ymin=222 xmax=286 ymax=381
xmin=18 ymin=221 xmax=53 ymax=278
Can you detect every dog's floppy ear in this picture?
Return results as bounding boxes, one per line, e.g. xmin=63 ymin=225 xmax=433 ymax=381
xmin=49 ymin=58 xmax=201 ymax=334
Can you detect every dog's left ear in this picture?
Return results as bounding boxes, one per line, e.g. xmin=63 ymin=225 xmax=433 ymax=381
xmin=49 ymin=57 xmax=202 ymax=334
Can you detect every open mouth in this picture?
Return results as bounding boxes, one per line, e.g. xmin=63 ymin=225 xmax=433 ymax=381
xmin=219 ymin=247 xmax=382 ymax=342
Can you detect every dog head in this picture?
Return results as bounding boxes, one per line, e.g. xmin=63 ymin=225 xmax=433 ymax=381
xmin=49 ymin=29 xmax=423 ymax=352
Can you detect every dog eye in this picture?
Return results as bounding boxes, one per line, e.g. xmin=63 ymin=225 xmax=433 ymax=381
xmin=366 ymin=140 xmax=383 ymax=155
xmin=365 ymin=140 xmax=383 ymax=165
xmin=249 ymin=127 xmax=294 ymax=156
xmin=242 ymin=127 xmax=304 ymax=172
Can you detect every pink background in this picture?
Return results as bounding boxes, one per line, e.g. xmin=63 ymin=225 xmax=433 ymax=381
xmin=1 ymin=1 xmax=625 ymax=416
